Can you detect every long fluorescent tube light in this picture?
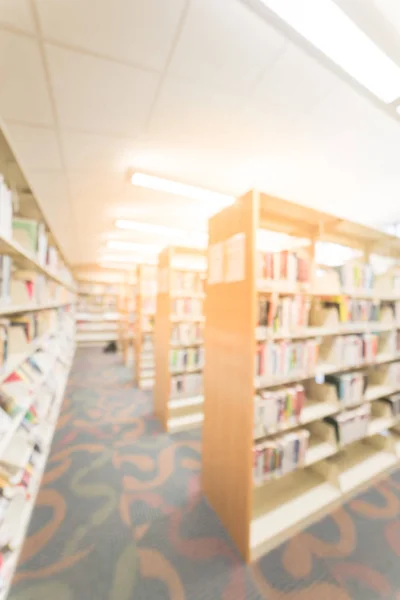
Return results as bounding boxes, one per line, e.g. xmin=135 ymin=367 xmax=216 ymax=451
xmin=260 ymin=0 xmax=400 ymax=103
xmin=107 ymin=240 xmax=162 ymax=253
xmin=114 ymin=219 xmax=208 ymax=248
xmin=100 ymin=254 xmax=157 ymax=265
xmin=131 ymin=173 xmax=235 ymax=207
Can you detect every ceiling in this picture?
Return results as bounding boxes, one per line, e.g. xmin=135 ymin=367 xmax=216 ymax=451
xmin=1 ymin=0 xmax=400 ymax=265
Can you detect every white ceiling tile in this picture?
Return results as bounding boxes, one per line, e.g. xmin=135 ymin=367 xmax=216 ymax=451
xmin=0 ymin=0 xmax=35 ymax=33
xmin=36 ymin=0 xmax=186 ymax=72
xmin=46 ymin=45 xmax=160 ymax=136
xmin=0 ymin=31 xmax=53 ymax=125
xmin=248 ymin=43 xmax=337 ymax=113
xmin=5 ymin=124 xmax=62 ymax=170
xmin=168 ymin=0 xmax=287 ymax=93
xmin=61 ymin=131 xmax=131 ymax=173
xmin=149 ymin=76 xmax=241 ymax=141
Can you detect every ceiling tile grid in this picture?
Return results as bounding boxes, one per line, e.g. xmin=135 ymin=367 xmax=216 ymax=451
xmin=0 ymin=0 xmax=400 ymax=265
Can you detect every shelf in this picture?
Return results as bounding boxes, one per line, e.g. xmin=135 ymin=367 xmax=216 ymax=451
xmin=169 ymin=395 xmax=204 ymax=409
xmin=257 ymin=280 xmax=399 ymax=301
xmin=329 ymin=442 xmax=397 ymax=494
xmin=256 ymin=321 xmax=396 ymax=342
xmin=170 ymin=291 xmax=205 ymax=299
xmin=0 ymin=301 xmax=72 ymax=316
xmin=255 ymin=352 xmax=400 ymax=390
xmin=170 ymin=315 xmax=205 ymax=323
xmin=170 ymin=342 xmax=204 ymax=348
xmin=251 ymin=470 xmax=340 ymax=560
xmin=167 ymin=412 xmax=204 ymax=432
xmin=76 ymin=332 xmax=117 ymax=342
xmin=304 ymin=439 xmax=337 ymax=466
xmin=170 ymin=367 xmax=203 ymax=376
xmin=0 ymin=355 xmax=73 ymax=600
xmin=0 ymin=235 xmax=75 ymax=292
xmin=254 ymin=399 xmax=339 ymax=441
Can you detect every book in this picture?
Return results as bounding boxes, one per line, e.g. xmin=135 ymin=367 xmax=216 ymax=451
xmin=254 ymin=384 xmax=306 ymax=435
xmin=324 ymin=372 xmax=367 ymax=407
xmin=253 ymin=429 xmax=310 ymax=484
xmin=324 ymin=403 xmax=370 ymax=446
xmin=12 ymin=218 xmax=39 ymax=255
xmin=0 ymin=176 xmax=13 ymax=239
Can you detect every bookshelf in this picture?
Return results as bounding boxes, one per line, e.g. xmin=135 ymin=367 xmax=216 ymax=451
xmin=134 ymin=264 xmax=157 ymax=390
xmin=75 ymin=269 xmax=123 ymax=347
xmin=155 ymin=246 xmax=206 ymax=432
xmin=118 ymin=274 xmax=136 ymax=367
xmin=203 ymin=189 xmax=400 ymax=562
xmin=0 ymin=130 xmax=76 ymax=595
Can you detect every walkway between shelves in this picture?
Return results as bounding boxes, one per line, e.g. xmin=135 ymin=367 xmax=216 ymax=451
xmin=9 ymin=348 xmax=400 ymax=599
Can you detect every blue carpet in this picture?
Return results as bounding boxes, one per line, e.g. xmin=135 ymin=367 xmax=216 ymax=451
xmin=9 ymin=348 xmax=400 ymax=599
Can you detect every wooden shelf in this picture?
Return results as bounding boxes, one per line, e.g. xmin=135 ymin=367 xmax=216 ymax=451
xmin=202 ymin=189 xmax=400 ymax=563
xmin=134 ymin=264 xmax=157 ymax=389
xmin=154 ymin=246 xmax=205 ymax=432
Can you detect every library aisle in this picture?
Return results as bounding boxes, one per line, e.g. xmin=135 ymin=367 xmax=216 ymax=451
xmin=7 ymin=348 xmax=400 ymax=600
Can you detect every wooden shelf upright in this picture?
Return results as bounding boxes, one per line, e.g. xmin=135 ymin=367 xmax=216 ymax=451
xmin=203 ymin=189 xmax=400 ymax=562
xmin=155 ymin=246 xmax=206 ymax=432
xmin=118 ymin=272 xmax=136 ymax=366
xmin=134 ymin=264 xmax=157 ymax=390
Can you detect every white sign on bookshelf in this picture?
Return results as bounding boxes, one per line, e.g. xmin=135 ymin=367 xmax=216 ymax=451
xmin=225 ymin=233 xmax=245 ymax=283
xmin=208 ymin=242 xmax=224 ymax=284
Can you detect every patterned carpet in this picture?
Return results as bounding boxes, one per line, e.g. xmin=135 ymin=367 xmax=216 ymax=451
xmin=8 ymin=348 xmax=400 ymax=600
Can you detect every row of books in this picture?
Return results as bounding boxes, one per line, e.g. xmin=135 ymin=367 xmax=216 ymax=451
xmin=254 ymin=385 xmax=305 ymax=436
xmin=3 ymin=269 xmax=74 ymax=307
xmin=0 ymin=307 xmax=72 ymax=367
xmin=258 ymin=295 xmax=310 ymax=332
xmin=325 ymin=403 xmax=370 ymax=446
xmin=257 ymin=250 xmax=310 ymax=284
xmin=170 ymin=372 xmax=203 ymax=398
xmin=337 ymin=263 xmax=374 ymax=293
xmin=329 ymin=334 xmax=378 ymax=366
xmin=0 ymin=176 xmax=13 ymax=240
xmin=170 ymin=322 xmax=203 ymax=346
xmin=171 ymin=270 xmax=204 ymax=295
xmin=169 ymin=348 xmax=204 ymax=373
xmin=256 ymin=339 xmax=319 ymax=380
xmin=325 ymin=372 xmax=367 ymax=407
xmin=12 ymin=217 xmax=71 ymax=282
xmin=253 ymin=429 xmax=310 ymax=485
xmin=171 ymin=298 xmax=203 ymax=319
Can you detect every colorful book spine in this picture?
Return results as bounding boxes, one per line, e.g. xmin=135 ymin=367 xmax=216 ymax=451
xmin=253 ymin=429 xmax=310 ymax=485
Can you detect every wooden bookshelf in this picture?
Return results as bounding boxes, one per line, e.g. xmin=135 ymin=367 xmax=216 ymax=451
xmin=154 ymin=246 xmax=206 ymax=432
xmin=134 ymin=264 xmax=157 ymax=390
xmin=74 ymin=267 xmax=126 ymax=347
xmin=118 ymin=274 xmax=136 ymax=367
xmin=203 ymin=189 xmax=400 ymax=562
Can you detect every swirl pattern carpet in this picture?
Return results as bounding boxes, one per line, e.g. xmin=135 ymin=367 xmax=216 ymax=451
xmin=8 ymin=348 xmax=400 ymax=599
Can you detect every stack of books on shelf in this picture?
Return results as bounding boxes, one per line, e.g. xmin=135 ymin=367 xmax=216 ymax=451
xmin=169 ymin=347 xmax=204 ymax=373
xmin=0 ymin=177 xmax=13 ymax=240
xmin=170 ymin=371 xmax=203 ymax=399
xmin=256 ymin=338 xmax=319 ymax=384
xmin=258 ymin=295 xmax=311 ymax=334
xmin=253 ymin=429 xmax=310 ymax=485
xmin=171 ymin=322 xmax=203 ymax=346
xmin=257 ymin=249 xmax=310 ymax=285
xmin=325 ymin=404 xmax=371 ymax=446
xmin=172 ymin=297 xmax=203 ymax=319
xmin=254 ymin=385 xmax=306 ymax=436
xmin=76 ymin=281 xmax=119 ymax=346
xmin=324 ymin=372 xmax=367 ymax=407
xmin=337 ymin=262 xmax=374 ymax=295
xmin=171 ymin=270 xmax=204 ymax=295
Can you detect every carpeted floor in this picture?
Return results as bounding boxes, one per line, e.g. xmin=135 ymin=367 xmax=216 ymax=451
xmin=8 ymin=348 xmax=400 ymax=599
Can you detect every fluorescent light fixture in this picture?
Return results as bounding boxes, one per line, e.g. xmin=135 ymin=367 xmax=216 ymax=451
xmin=131 ymin=173 xmax=235 ymax=207
xmin=260 ymin=0 xmax=400 ymax=103
xmin=100 ymin=254 xmax=157 ymax=265
xmin=106 ymin=240 xmax=162 ymax=253
xmin=114 ymin=220 xmax=208 ymax=249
